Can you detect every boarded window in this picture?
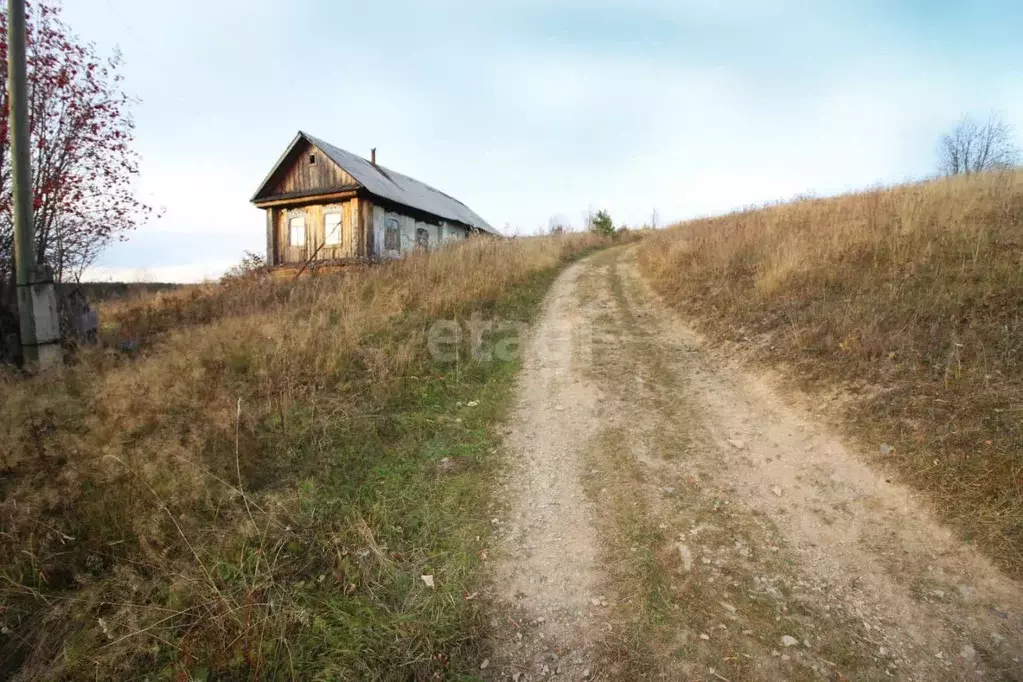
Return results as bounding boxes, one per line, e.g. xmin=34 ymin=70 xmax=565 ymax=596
xmin=415 ymin=228 xmax=429 ymax=248
xmin=324 ymin=211 xmax=341 ymax=246
xmin=384 ymin=217 xmax=400 ymax=250
xmin=289 ymin=215 xmax=306 ymax=247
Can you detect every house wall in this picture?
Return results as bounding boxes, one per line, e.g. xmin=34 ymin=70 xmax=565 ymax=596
xmin=370 ymin=205 xmax=469 ymax=258
xmin=265 ymin=196 xmax=472 ymax=267
xmin=269 ymin=197 xmax=363 ymax=265
xmin=270 ymin=139 xmax=357 ymax=195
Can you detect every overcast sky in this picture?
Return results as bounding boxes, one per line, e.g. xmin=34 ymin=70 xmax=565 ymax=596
xmin=64 ymin=0 xmax=1023 ymax=282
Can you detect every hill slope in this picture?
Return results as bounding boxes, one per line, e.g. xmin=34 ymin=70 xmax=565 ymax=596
xmin=0 ymin=233 xmax=610 ymax=679
xmin=638 ymin=171 xmax=1023 ymax=575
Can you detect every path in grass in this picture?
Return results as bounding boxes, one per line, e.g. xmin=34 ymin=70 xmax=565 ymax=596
xmin=490 ymin=246 xmax=1023 ymax=681
xmin=489 ymin=260 xmax=606 ymax=678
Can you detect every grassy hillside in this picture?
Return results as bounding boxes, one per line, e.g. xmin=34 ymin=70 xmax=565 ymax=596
xmin=73 ymin=281 xmax=186 ymax=303
xmin=0 ymin=233 xmax=610 ymax=680
xmin=638 ymin=171 xmax=1023 ymax=576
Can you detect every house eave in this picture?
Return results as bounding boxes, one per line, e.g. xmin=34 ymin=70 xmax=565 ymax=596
xmin=253 ymin=185 xmax=360 ymax=208
xmin=250 ymin=132 xmax=308 ymax=202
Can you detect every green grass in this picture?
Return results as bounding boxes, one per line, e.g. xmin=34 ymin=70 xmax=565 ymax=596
xmin=0 ymin=236 xmax=609 ymax=680
xmin=212 ymin=263 xmax=588 ymax=680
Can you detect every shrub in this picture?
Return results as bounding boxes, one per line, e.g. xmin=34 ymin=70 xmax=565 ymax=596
xmin=589 ymin=210 xmax=615 ymax=237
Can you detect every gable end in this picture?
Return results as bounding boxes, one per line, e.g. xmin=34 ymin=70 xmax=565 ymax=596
xmin=251 ymin=134 xmax=362 ymax=203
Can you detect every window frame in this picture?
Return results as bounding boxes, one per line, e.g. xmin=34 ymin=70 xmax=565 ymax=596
xmin=415 ymin=227 xmax=429 ymax=249
xmin=288 ymin=213 xmax=306 ymax=247
xmin=384 ymin=216 xmax=401 ymax=251
xmin=324 ymin=210 xmax=342 ymax=246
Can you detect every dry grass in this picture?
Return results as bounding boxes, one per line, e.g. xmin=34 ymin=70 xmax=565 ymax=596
xmin=0 ymin=233 xmax=610 ymax=680
xmin=638 ymin=171 xmax=1023 ymax=576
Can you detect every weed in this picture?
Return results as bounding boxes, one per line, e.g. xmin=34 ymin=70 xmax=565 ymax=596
xmin=0 ymin=233 xmax=609 ymax=679
xmin=638 ymin=170 xmax=1023 ymax=576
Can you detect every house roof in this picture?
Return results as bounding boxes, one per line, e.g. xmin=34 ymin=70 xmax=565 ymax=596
xmin=251 ymin=132 xmax=498 ymax=235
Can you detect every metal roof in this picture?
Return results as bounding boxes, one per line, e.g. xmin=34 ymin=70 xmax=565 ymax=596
xmin=252 ymin=132 xmax=498 ymax=235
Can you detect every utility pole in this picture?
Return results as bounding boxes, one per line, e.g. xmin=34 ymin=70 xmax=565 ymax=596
xmin=8 ymin=0 xmax=59 ymax=369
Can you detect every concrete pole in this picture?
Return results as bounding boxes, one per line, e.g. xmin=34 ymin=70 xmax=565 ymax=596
xmin=8 ymin=0 xmax=60 ymax=369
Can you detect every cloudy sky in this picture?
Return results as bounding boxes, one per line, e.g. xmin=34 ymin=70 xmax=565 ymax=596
xmin=64 ymin=0 xmax=1023 ymax=282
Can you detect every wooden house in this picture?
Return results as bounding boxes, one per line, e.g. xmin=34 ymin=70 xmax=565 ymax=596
xmin=251 ymin=132 xmax=497 ymax=268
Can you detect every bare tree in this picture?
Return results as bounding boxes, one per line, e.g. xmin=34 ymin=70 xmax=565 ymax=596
xmin=547 ymin=214 xmax=569 ymax=235
xmin=938 ymin=114 xmax=1019 ymax=176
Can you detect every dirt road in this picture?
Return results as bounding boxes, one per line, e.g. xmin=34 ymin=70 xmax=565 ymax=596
xmin=490 ymin=246 xmax=1023 ymax=681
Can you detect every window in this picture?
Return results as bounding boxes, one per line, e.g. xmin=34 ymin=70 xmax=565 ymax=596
xmin=309 ymin=153 xmax=316 ymax=165
xmin=289 ymin=214 xmax=306 ymax=247
xmin=324 ymin=211 xmax=341 ymax=246
xmin=384 ymin=217 xmax=400 ymax=250
xmin=415 ymin=228 xmax=429 ymax=249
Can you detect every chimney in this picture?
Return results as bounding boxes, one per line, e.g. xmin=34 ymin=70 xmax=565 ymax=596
xmin=371 ymin=148 xmax=377 ymax=165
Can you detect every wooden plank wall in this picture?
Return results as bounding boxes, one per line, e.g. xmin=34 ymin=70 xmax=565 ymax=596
xmin=360 ymin=197 xmax=374 ymax=257
xmin=271 ymin=140 xmax=357 ymax=195
xmin=275 ymin=200 xmax=361 ymax=265
xmin=265 ymin=208 xmax=276 ymax=265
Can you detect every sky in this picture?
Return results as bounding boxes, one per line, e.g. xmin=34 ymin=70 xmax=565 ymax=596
xmin=63 ymin=0 xmax=1023 ymax=282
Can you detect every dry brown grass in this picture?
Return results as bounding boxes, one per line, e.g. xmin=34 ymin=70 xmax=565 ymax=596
xmin=0 ymin=233 xmax=610 ymax=680
xmin=638 ymin=171 xmax=1023 ymax=576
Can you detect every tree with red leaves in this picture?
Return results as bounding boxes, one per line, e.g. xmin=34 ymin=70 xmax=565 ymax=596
xmin=0 ymin=0 xmax=151 ymax=300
